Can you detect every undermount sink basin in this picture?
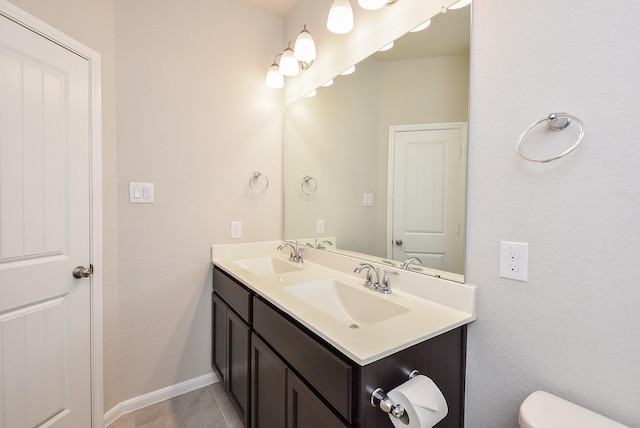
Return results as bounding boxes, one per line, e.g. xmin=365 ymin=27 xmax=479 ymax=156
xmin=233 ymin=257 xmax=302 ymax=276
xmin=284 ymin=279 xmax=409 ymax=327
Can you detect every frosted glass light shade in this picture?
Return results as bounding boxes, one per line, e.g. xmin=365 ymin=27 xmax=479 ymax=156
xmin=327 ymin=0 xmax=354 ymax=34
xmin=340 ymin=65 xmax=356 ymax=75
xmin=294 ymin=26 xmax=316 ymax=63
xmin=265 ymin=64 xmax=284 ymax=89
xmin=280 ymin=47 xmax=299 ymax=76
xmin=358 ymin=0 xmax=387 ymax=10
xmin=448 ymin=0 xmax=471 ymax=9
xmin=410 ymin=19 xmax=431 ymax=32
xmin=378 ymin=41 xmax=394 ymax=52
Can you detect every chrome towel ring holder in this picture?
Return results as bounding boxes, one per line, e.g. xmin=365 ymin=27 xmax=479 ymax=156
xmin=516 ymin=113 xmax=585 ymax=163
xmin=301 ymin=175 xmax=318 ymax=195
xmin=249 ymin=171 xmax=269 ymax=194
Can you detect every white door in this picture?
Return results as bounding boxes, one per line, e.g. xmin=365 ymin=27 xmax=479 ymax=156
xmin=388 ymin=123 xmax=466 ymax=274
xmin=0 ymin=13 xmax=93 ymax=427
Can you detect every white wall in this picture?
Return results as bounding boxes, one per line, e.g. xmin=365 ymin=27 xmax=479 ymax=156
xmin=465 ymin=0 xmax=640 ymax=425
xmin=113 ymin=0 xmax=283 ymax=403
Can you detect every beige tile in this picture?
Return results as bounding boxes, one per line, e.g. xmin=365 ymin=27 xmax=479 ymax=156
xmin=108 ymin=385 xmax=225 ymax=428
xmin=137 ymin=401 xmax=228 ymax=428
xmin=212 ymin=384 xmax=243 ymax=428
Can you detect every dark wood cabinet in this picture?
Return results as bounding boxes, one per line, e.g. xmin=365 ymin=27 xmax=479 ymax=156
xmin=213 ymin=266 xmax=467 ymax=428
xmin=250 ymin=334 xmax=287 ymax=428
xmin=288 ymin=370 xmax=347 ymax=428
xmin=212 ymin=291 xmax=250 ymax=427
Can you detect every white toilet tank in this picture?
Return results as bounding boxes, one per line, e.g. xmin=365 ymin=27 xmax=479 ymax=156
xmin=519 ymin=391 xmax=628 ymax=428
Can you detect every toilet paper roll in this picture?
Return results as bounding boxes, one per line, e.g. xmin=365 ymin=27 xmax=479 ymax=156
xmin=386 ymin=375 xmax=448 ymax=428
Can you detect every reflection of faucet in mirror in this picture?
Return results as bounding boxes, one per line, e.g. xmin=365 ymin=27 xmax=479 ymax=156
xmin=277 ymin=242 xmax=304 ymax=264
xmin=317 ymin=240 xmax=333 ymax=249
xmin=305 ymin=240 xmax=334 ymax=249
xmin=402 ymin=257 xmax=422 ymax=270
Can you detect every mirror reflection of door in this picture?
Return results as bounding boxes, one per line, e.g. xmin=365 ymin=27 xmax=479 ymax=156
xmin=388 ymin=123 xmax=467 ymax=274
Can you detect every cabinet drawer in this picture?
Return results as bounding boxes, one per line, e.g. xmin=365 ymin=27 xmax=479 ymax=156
xmin=253 ymin=297 xmax=352 ymax=422
xmin=213 ymin=267 xmax=251 ymax=323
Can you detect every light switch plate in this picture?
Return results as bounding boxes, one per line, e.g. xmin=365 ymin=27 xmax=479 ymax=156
xmin=363 ymin=193 xmax=374 ymax=207
xmin=230 ymin=221 xmax=242 ymax=239
xmin=129 ymin=182 xmax=154 ymax=203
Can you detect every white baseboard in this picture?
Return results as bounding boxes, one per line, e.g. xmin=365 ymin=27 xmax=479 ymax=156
xmin=104 ymin=372 xmax=219 ymax=427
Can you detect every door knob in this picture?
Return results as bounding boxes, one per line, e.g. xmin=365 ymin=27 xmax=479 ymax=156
xmin=395 ymin=239 xmax=403 ymax=246
xmin=72 ymin=265 xmax=93 ymax=278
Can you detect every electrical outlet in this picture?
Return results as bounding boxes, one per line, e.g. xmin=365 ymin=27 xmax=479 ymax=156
xmin=500 ymin=241 xmax=528 ymax=281
xmin=230 ymin=221 xmax=242 ymax=239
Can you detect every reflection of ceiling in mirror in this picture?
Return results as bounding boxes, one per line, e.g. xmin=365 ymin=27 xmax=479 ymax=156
xmin=372 ymin=6 xmax=470 ymax=62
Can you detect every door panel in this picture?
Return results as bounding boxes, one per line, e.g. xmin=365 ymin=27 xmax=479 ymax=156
xmin=390 ymin=125 xmax=465 ymax=274
xmin=0 ymin=14 xmax=92 ymax=428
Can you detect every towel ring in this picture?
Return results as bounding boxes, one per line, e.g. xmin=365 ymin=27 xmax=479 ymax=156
xmin=249 ymin=171 xmax=269 ymax=194
xmin=516 ymin=113 xmax=585 ymax=163
xmin=301 ymin=175 xmax=317 ymax=195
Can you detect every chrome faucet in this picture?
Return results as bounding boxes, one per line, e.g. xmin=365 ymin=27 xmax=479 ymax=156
xmin=317 ymin=240 xmax=333 ymax=250
xmin=354 ymin=262 xmax=379 ymax=289
xmin=401 ymin=257 xmax=423 ymax=270
xmin=354 ymin=263 xmax=395 ymax=294
xmin=277 ymin=242 xmax=304 ymax=263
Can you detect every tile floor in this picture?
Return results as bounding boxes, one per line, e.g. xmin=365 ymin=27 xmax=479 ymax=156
xmin=107 ymin=382 xmax=242 ymax=428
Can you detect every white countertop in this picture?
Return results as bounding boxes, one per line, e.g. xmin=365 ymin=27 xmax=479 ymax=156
xmin=211 ymin=241 xmax=476 ymax=366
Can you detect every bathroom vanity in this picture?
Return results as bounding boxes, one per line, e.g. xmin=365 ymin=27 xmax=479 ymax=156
xmin=211 ymin=242 xmax=476 ymax=428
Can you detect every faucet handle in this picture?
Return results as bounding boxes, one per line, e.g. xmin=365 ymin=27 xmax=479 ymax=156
xmin=379 ymin=270 xmax=399 ymax=294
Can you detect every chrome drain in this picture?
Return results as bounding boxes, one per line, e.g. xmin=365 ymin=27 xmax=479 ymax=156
xmin=349 ymin=324 xmax=359 ymax=329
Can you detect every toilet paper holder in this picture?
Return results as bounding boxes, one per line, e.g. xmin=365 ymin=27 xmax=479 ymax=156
xmin=370 ymin=370 xmax=420 ymax=419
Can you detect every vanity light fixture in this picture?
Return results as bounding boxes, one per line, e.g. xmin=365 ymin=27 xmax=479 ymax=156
xmin=448 ymin=0 xmax=471 ymax=9
xmin=358 ymin=0 xmax=399 ymax=10
xmin=265 ymin=54 xmax=284 ymax=89
xmin=321 ymin=79 xmax=334 ymax=87
xmin=340 ymin=65 xmax=356 ymax=75
xmin=340 ymin=65 xmax=356 ymax=76
xmin=358 ymin=0 xmax=387 ymax=10
xmin=327 ymin=0 xmax=354 ymax=34
xmin=280 ymin=42 xmax=299 ymax=76
xmin=378 ymin=41 xmax=394 ymax=52
xmin=305 ymin=89 xmax=317 ymax=98
xmin=294 ymin=25 xmax=316 ymax=70
xmin=410 ymin=19 xmax=431 ymax=32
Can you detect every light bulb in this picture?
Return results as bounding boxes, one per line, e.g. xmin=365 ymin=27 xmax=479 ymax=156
xmin=410 ymin=19 xmax=431 ymax=32
xmin=358 ymin=0 xmax=387 ymax=10
xmin=280 ymin=47 xmax=299 ymax=76
xmin=265 ymin=63 xmax=284 ymax=89
xmin=340 ymin=65 xmax=356 ymax=75
xmin=294 ymin=25 xmax=316 ymax=63
xmin=327 ymin=0 xmax=354 ymax=34
xmin=378 ymin=41 xmax=394 ymax=52
xmin=448 ymin=0 xmax=471 ymax=10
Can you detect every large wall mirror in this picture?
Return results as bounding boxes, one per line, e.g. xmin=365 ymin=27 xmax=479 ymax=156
xmin=284 ymin=5 xmax=471 ymax=282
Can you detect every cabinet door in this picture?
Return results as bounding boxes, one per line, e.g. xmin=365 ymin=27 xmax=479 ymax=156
xmin=227 ymin=309 xmax=250 ymax=427
xmin=288 ymin=371 xmax=347 ymax=428
xmin=251 ymin=334 xmax=286 ymax=428
xmin=212 ymin=293 xmax=227 ymax=383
